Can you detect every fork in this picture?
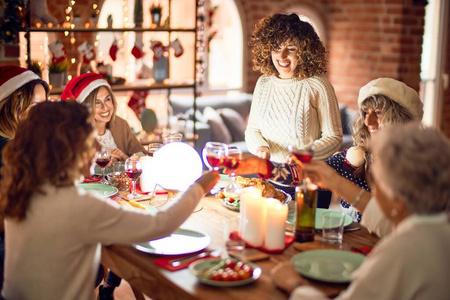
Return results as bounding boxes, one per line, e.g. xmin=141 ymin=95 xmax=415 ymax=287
xmin=169 ymin=250 xmax=214 ymax=267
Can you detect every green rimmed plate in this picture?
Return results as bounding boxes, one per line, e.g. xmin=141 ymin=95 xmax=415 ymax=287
xmin=189 ymin=258 xmax=262 ymax=287
xmin=287 ymin=208 xmax=353 ymax=229
xmin=133 ymin=228 xmax=210 ymax=255
xmin=291 ymin=249 xmax=365 ymax=283
xmin=78 ymin=183 xmax=118 ymax=198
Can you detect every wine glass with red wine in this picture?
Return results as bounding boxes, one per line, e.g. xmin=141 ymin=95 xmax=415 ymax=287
xmin=124 ymin=156 xmax=143 ymax=199
xmin=95 ymin=148 xmax=112 ymax=184
xmin=223 ymin=145 xmax=243 ymax=195
xmin=287 ymin=136 xmax=315 ymax=181
xmin=202 ymin=142 xmax=227 ymax=171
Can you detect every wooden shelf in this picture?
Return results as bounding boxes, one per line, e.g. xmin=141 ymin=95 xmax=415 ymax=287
xmin=49 ymin=80 xmax=196 ymax=95
xmin=24 ymin=27 xmax=196 ymax=33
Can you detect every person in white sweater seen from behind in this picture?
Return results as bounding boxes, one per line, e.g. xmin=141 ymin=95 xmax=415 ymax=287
xmin=245 ymin=13 xmax=342 ymax=163
xmin=0 ymin=101 xmax=219 ymax=300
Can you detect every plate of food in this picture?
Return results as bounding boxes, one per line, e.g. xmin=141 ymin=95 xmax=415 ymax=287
xmin=189 ymin=258 xmax=261 ymax=287
xmin=291 ymin=250 xmax=365 ymax=283
xmin=216 ymin=176 xmax=292 ymax=211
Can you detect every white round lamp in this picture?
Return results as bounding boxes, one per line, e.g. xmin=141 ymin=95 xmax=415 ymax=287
xmin=152 ymin=142 xmax=203 ymax=191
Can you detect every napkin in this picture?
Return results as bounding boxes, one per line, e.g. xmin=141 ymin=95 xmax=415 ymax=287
xmin=83 ymin=176 xmax=102 ymax=183
xmin=350 ymin=247 xmax=372 ymax=256
xmin=154 ymin=251 xmax=219 ymax=271
xmin=229 ymin=231 xmax=294 ymax=254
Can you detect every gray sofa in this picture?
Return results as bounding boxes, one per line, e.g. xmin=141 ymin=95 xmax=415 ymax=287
xmin=169 ymin=94 xmax=356 ymax=163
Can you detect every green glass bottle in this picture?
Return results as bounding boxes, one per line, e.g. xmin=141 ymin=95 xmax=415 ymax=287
xmin=294 ymin=180 xmax=317 ymax=243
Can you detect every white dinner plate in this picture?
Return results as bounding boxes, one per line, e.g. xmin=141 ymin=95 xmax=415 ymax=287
xmin=287 ymin=208 xmax=353 ymax=229
xmin=78 ymin=183 xmax=118 ymax=198
xmin=291 ymin=249 xmax=365 ymax=283
xmin=133 ymin=229 xmax=211 ymax=255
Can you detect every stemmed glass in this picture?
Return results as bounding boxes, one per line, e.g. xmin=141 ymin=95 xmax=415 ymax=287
xmin=202 ymin=142 xmax=227 ymax=195
xmin=287 ymin=136 xmax=315 ymax=181
xmin=223 ymin=145 xmax=243 ymax=195
xmin=202 ymin=142 xmax=228 ymax=171
xmin=95 ymin=148 xmax=111 ymax=184
xmin=125 ymin=156 xmax=143 ymax=199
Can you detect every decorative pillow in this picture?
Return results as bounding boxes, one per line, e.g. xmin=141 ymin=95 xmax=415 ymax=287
xmin=217 ymin=108 xmax=246 ymax=142
xmin=184 ymin=108 xmax=207 ymax=124
xmin=203 ymin=106 xmax=232 ymax=144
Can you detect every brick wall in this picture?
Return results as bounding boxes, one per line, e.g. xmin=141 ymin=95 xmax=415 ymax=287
xmin=236 ymin=0 xmax=426 ymax=110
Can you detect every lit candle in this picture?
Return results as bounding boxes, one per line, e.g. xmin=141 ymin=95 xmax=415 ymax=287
xmin=264 ymin=198 xmax=288 ymax=250
xmin=240 ymin=187 xmax=265 ymax=247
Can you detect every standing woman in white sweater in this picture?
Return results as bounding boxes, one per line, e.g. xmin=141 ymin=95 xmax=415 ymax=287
xmin=246 ymin=13 xmax=342 ymax=163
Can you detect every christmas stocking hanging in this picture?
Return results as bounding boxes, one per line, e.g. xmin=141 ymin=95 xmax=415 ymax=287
xmin=132 ymin=39 xmax=144 ymax=59
xmin=78 ymin=41 xmax=96 ymax=64
xmin=48 ymin=39 xmax=67 ymax=64
xmin=109 ymin=40 xmax=118 ymax=61
xmin=170 ymin=38 xmax=184 ymax=57
xmin=128 ymin=90 xmax=149 ymax=119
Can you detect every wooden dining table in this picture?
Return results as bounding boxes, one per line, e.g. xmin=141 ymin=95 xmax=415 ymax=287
xmin=101 ymin=192 xmax=380 ymax=300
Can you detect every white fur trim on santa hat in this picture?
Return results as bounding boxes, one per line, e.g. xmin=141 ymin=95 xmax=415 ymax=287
xmin=358 ymin=78 xmax=423 ymax=120
xmin=0 ymin=70 xmax=39 ymax=103
xmin=345 ymin=146 xmax=365 ymax=168
xmin=77 ymin=79 xmax=109 ymax=103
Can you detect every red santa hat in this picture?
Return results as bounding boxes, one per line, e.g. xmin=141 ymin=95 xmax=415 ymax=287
xmin=61 ymin=73 xmax=109 ymax=103
xmin=0 ymin=65 xmax=40 ymax=103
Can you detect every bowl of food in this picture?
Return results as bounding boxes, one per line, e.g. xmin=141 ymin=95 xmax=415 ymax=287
xmin=106 ymin=172 xmax=131 ymax=191
xmin=216 ymin=176 xmax=291 ymax=211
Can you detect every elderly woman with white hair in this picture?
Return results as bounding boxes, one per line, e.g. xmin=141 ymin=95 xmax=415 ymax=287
xmin=272 ymin=123 xmax=450 ymax=299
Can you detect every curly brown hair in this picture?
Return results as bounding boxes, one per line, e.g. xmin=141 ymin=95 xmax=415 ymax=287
xmin=249 ymin=13 xmax=327 ymax=79
xmin=0 ymin=79 xmax=49 ymax=139
xmin=352 ymin=94 xmax=414 ymax=177
xmin=0 ymin=101 xmax=95 ymax=221
xmin=82 ymin=85 xmax=117 ymax=128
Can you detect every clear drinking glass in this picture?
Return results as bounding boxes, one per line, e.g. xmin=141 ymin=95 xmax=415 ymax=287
xmin=147 ymin=143 xmax=163 ymax=157
xmin=124 ymin=156 xmax=143 ymax=199
xmin=95 ymin=148 xmax=111 ymax=184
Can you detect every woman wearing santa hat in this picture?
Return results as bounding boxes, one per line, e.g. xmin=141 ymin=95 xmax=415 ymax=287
xmin=61 ymin=73 xmax=147 ymax=163
xmin=0 ymin=65 xmax=49 ymax=290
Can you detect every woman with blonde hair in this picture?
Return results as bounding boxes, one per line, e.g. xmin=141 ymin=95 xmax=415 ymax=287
xmin=0 ymin=101 xmax=219 ymax=299
xmin=61 ymin=73 xmax=146 ymax=163
xmin=272 ymin=123 xmax=450 ymax=299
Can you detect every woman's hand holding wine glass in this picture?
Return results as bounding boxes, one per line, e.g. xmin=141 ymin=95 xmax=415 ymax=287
xmin=95 ymin=148 xmax=111 ymax=184
xmin=287 ymin=136 xmax=315 ymax=182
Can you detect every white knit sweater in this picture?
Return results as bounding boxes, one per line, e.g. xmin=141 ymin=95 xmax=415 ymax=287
xmin=245 ymin=75 xmax=343 ymax=162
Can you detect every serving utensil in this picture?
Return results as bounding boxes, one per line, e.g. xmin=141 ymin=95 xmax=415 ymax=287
xmin=169 ymin=250 xmax=216 ymax=267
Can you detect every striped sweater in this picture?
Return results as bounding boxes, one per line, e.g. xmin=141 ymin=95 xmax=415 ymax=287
xmin=245 ymin=75 xmax=343 ymax=162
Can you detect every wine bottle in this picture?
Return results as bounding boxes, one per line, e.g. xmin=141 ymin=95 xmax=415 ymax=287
xmin=294 ymin=180 xmax=317 ymax=243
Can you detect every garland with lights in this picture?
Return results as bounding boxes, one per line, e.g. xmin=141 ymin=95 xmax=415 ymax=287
xmin=0 ymin=0 xmax=26 ymax=43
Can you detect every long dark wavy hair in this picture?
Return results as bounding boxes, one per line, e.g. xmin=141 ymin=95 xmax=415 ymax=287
xmin=352 ymin=94 xmax=414 ymax=177
xmin=0 ymin=79 xmax=49 ymax=139
xmin=249 ymin=13 xmax=328 ymax=79
xmin=0 ymin=101 xmax=95 ymax=221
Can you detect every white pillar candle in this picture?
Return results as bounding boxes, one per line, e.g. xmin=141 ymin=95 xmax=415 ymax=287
xmin=139 ymin=156 xmax=156 ymax=193
xmin=240 ymin=187 xmax=266 ymax=247
xmin=264 ymin=198 xmax=288 ymax=250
